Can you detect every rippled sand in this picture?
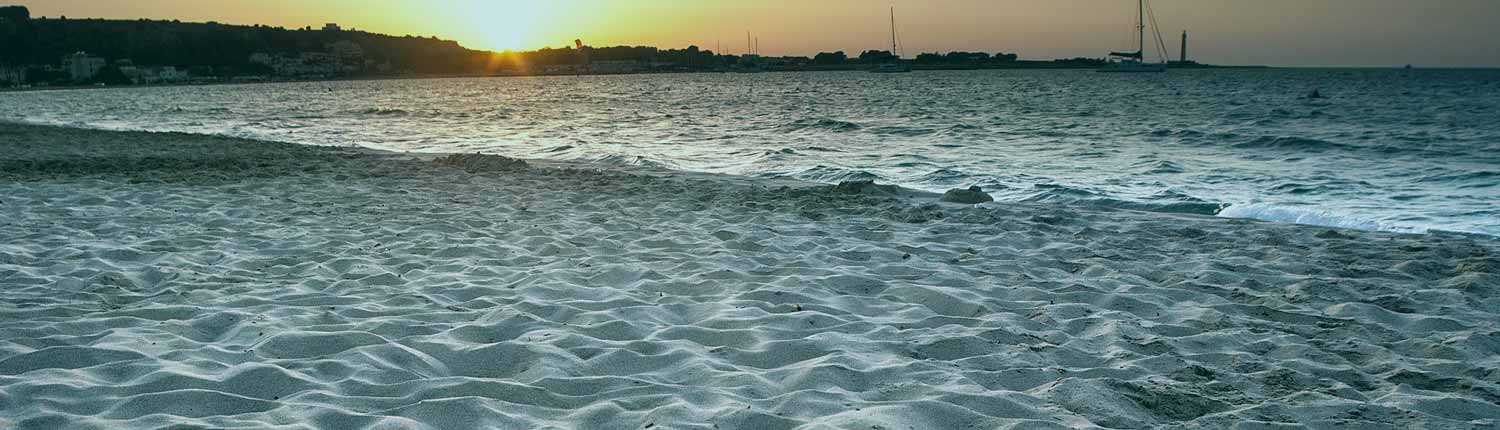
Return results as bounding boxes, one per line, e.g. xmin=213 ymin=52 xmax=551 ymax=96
xmin=1 ymin=124 xmax=1497 ymax=429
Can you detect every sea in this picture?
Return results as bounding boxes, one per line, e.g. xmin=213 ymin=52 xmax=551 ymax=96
xmin=3 ymin=69 xmax=1497 ymax=237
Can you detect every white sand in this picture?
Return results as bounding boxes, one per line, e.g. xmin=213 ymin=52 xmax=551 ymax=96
xmin=1 ymin=123 xmax=1498 ymax=429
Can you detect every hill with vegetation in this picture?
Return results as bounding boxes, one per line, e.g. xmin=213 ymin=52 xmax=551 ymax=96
xmin=0 ymin=4 xmax=1100 ymax=85
xmin=1 ymin=6 xmax=492 ymax=75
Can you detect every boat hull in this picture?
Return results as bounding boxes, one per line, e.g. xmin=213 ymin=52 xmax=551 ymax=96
xmin=1097 ymin=64 xmax=1167 ymax=73
xmin=871 ymin=64 xmax=912 ymax=73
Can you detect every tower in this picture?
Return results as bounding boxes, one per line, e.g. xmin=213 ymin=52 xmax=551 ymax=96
xmin=1180 ymin=31 xmax=1188 ymax=63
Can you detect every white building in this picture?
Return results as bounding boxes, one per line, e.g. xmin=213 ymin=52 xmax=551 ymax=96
xmin=155 ymin=66 xmax=188 ymax=82
xmin=249 ymin=49 xmax=355 ymax=77
xmin=129 ymin=66 xmax=187 ymax=84
xmin=0 ymin=65 xmax=25 ymax=85
xmin=62 ymin=52 xmax=106 ymax=82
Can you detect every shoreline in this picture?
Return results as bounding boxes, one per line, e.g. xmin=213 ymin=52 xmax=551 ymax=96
xmin=15 ymin=65 xmax=1500 ymax=95
xmin=5 ymin=118 xmax=1490 ymax=240
xmin=0 ymin=63 xmax=1284 ymax=94
xmin=2 ymin=123 xmax=1498 ymax=429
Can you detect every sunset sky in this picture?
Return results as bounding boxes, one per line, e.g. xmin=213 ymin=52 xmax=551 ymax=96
xmin=15 ymin=0 xmax=1500 ymax=67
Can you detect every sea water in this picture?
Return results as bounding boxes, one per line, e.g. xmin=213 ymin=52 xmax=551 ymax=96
xmin=3 ymin=69 xmax=1496 ymax=236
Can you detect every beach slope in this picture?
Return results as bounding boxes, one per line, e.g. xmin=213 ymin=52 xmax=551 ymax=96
xmin=1 ymin=123 xmax=1497 ymax=429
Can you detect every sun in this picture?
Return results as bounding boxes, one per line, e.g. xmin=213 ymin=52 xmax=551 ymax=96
xmin=463 ymin=1 xmax=556 ymax=52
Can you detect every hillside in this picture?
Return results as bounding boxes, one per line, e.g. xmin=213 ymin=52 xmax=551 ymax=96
xmin=0 ymin=6 xmax=492 ymax=75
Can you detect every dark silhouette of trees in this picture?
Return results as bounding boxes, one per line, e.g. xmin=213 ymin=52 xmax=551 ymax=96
xmin=945 ymin=51 xmax=990 ymax=63
xmin=812 ymin=51 xmax=847 ymax=65
xmin=1053 ymin=57 xmax=1106 ymax=67
xmin=0 ymin=11 xmax=491 ymax=75
xmin=0 ymin=5 xmax=1103 ymax=82
xmin=857 ymin=50 xmax=897 ymax=64
xmin=0 ymin=5 xmax=28 ymax=22
xmin=915 ymin=52 xmax=944 ymax=64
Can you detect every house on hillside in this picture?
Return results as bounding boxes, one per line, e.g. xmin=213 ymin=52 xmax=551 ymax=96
xmin=62 ymin=52 xmax=106 ymax=82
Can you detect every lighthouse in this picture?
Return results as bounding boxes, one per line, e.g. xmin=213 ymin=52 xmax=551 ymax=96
xmin=1180 ymin=31 xmax=1188 ymax=63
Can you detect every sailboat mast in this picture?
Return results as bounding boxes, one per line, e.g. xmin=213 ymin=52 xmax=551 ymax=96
xmin=1138 ymin=0 xmax=1145 ymax=57
xmin=890 ymin=7 xmax=898 ymax=55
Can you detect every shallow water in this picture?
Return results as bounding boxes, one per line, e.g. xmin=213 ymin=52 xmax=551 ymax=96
xmin=3 ymin=69 xmax=1497 ymax=236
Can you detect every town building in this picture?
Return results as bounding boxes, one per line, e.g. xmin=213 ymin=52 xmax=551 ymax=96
xmin=0 ymin=65 xmax=25 ymax=85
xmin=129 ymin=66 xmax=188 ymax=84
xmin=250 ymin=52 xmax=346 ymax=78
xmin=114 ymin=59 xmax=140 ymax=83
xmin=325 ymin=41 xmax=363 ymax=63
xmin=155 ymin=66 xmax=189 ymax=82
xmin=62 ymin=52 xmax=106 ymax=82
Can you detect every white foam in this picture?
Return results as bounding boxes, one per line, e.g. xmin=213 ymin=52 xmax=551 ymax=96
xmin=1217 ymin=203 xmax=1428 ymax=234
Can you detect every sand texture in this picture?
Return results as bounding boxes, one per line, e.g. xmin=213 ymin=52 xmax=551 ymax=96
xmin=1 ymin=123 xmax=1498 ymax=429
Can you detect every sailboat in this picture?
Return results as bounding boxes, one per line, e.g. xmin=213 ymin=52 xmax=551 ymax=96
xmin=872 ymin=7 xmax=911 ymax=73
xmin=735 ymin=31 xmax=767 ymax=73
xmin=1099 ymin=0 xmax=1167 ymax=73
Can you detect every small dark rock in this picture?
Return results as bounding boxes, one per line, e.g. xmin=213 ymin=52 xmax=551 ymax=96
xmin=941 ymin=186 xmax=994 ymax=204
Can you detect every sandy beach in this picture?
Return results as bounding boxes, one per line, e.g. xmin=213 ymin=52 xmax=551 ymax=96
xmin=1 ymin=123 xmax=1497 ymax=429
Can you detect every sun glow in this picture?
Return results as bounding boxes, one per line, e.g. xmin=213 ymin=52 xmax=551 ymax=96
xmin=460 ymin=1 xmax=561 ymax=52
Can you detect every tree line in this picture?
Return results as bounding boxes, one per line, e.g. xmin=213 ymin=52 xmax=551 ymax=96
xmin=0 ymin=5 xmax=1100 ymax=82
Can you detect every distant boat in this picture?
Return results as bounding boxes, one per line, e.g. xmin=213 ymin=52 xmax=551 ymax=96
xmin=1099 ymin=0 xmax=1167 ymax=73
xmin=736 ymin=31 xmax=768 ymax=73
xmin=872 ymin=7 xmax=912 ymax=74
xmin=734 ymin=61 xmax=767 ymax=74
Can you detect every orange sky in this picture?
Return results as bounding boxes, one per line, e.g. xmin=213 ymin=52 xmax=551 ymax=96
xmin=14 ymin=0 xmax=1500 ymax=67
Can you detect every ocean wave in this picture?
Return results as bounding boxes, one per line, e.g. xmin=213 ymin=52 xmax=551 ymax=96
xmin=1216 ymin=204 xmax=1425 ymax=234
xmin=349 ymin=108 xmax=412 ymax=117
xmin=1019 ymin=183 xmax=1102 ymax=201
xmin=777 ymin=118 xmax=861 ymax=133
xmin=1134 ymin=159 xmax=1185 ymax=174
xmin=794 ymin=165 xmax=882 ymax=184
xmin=799 ymin=146 xmax=843 ymax=153
xmin=1001 ymin=184 xmax=1225 ymax=216
xmin=1268 ymin=108 xmax=1337 ymax=119
xmin=1269 ymin=183 xmax=1341 ymax=195
xmin=160 ymin=106 xmax=237 ymax=117
xmin=932 ymin=124 xmax=982 ymax=137
xmin=1418 ymin=170 xmax=1499 ymax=186
xmin=592 ymin=154 xmax=674 ymax=169
xmin=1231 ymin=136 xmax=1351 ymax=152
xmin=1149 ymin=129 xmax=1206 ymax=138
xmin=868 ymin=125 xmax=935 ymax=137
xmin=916 ymin=168 xmax=970 ymax=183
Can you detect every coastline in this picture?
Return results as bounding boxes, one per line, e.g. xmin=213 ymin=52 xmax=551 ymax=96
xmin=1 ymin=123 xmax=1497 ymax=429
xmin=0 ymin=63 xmax=1280 ymax=94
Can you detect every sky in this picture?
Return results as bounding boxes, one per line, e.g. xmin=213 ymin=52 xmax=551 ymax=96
xmin=15 ymin=0 xmax=1500 ymax=67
